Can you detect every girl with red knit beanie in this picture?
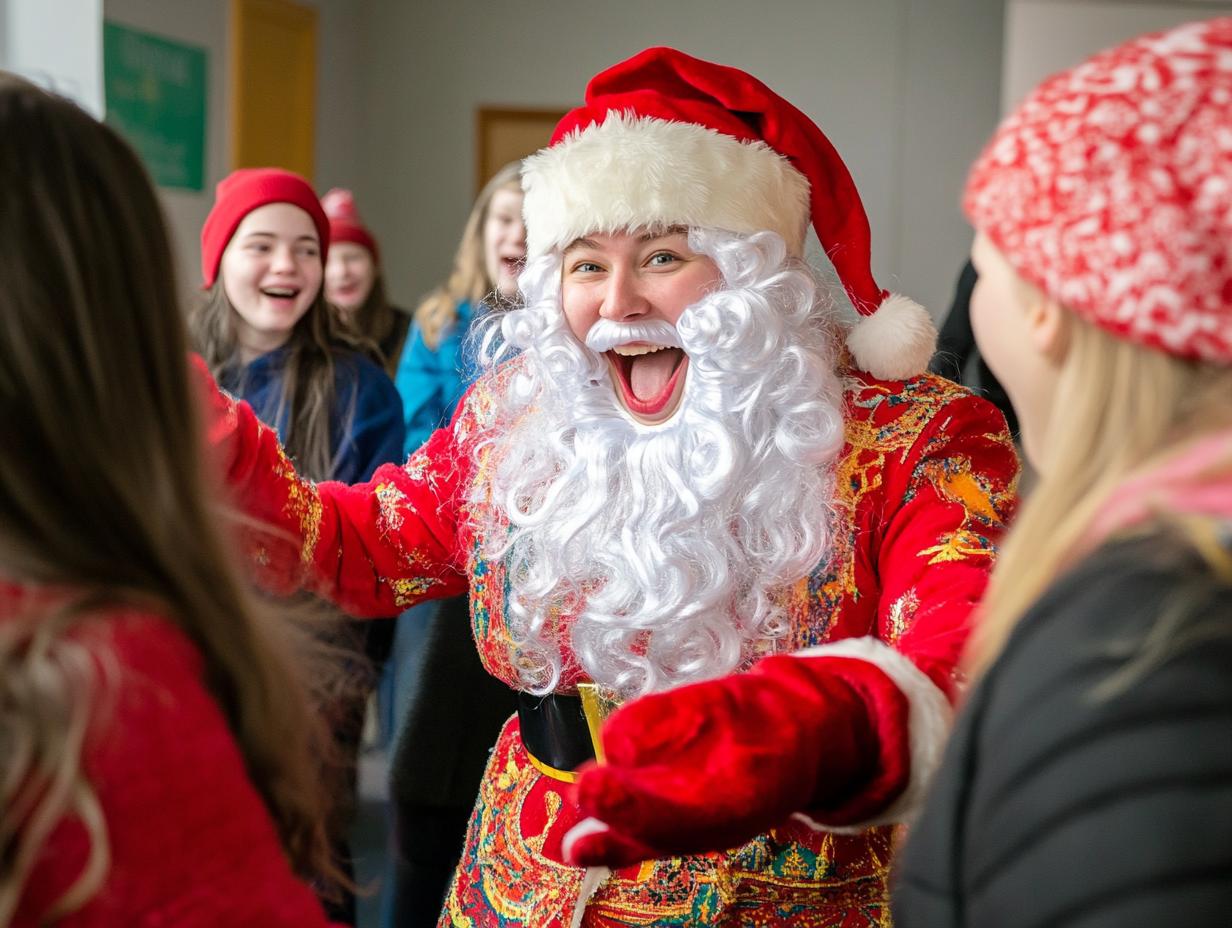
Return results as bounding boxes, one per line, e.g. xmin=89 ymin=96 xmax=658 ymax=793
xmin=321 ymin=187 xmax=412 ymax=376
xmin=0 ymin=75 xmax=346 ymax=927
xmin=191 ymin=168 xmax=404 ymax=486
xmin=190 ymin=167 xmax=406 ymax=925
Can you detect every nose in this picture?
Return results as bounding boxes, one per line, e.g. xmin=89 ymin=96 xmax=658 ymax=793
xmin=599 ymin=265 xmax=650 ymax=322
xmin=512 ymin=219 xmax=527 ymax=251
xmin=270 ymin=244 xmax=296 ymax=274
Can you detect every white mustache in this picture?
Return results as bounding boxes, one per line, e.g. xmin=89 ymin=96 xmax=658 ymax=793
xmin=584 ymin=319 xmax=683 ymax=353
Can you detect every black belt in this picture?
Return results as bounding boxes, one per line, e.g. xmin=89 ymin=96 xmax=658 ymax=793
xmin=516 ymin=686 xmax=618 ymax=782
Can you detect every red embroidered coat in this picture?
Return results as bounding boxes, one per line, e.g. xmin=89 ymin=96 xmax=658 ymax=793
xmin=202 ymin=358 xmax=1018 ymax=928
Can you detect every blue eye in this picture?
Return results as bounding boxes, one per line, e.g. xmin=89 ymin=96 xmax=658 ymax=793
xmin=648 ymin=252 xmax=678 ymax=266
xmin=573 ymin=261 xmax=602 ymax=274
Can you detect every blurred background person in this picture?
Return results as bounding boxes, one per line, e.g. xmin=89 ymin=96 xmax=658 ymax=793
xmin=322 ymin=187 xmax=412 ymax=378
xmin=929 ymin=259 xmax=1019 ymax=439
xmin=0 ymin=73 xmax=346 ymax=927
xmin=380 ymin=161 xmax=525 ymax=927
xmin=189 ymin=167 xmax=405 ymax=926
xmin=394 ymin=160 xmax=524 ymax=455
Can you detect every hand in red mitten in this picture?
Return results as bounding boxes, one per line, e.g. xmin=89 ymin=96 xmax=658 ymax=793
xmin=563 ymin=653 xmax=913 ymax=868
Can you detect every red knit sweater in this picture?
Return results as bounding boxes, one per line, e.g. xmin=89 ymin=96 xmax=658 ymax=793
xmin=7 ymin=603 xmax=340 ymax=927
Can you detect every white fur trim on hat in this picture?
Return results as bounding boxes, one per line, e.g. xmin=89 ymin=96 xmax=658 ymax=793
xmin=521 ymin=112 xmax=811 ymax=258
xmin=845 ymin=293 xmax=937 ymax=381
xmin=787 ymin=636 xmax=953 ymax=832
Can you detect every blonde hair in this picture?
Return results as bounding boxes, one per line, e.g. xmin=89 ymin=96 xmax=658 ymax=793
xmin=414 ymin=161 xmax=522 ymax=350
xmin=970 ymin=311 xmax=1232 ymax=674
xmin=0 ymin=75 xmax=341 ymax=921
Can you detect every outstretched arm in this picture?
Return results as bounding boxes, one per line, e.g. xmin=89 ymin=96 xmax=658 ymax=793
xmin=566 ymin=389 xmax=1019 ymax=866
xmin=193 ymin=355 xmax=469 ymax=617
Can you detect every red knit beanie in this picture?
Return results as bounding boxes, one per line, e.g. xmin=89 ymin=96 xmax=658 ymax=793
xmin=321 ymin=188 xmax=379 ymax=264
xmin=200 ymin=168 xmax=330 ymax=288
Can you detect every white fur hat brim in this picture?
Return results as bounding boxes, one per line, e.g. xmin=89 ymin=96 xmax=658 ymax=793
xmin=521 ymin=112 xmax=811 ymax=258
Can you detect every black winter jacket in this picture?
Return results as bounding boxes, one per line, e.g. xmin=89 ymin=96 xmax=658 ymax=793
xmin=893 ymin=531 xmax=1232 ymax=927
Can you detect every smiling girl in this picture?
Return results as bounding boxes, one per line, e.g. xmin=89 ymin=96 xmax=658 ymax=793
xmin=191 ymin=168 xmax=404 ymax=485
xmin=321 ymin=187 xmax=411 ymax=377
xmin=395 ymin=160 xmax=525 ymax=456
xmin=189 ymin=168 xmax=405 ymax=925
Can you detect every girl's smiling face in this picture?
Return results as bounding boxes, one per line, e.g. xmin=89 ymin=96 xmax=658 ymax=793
xmin=324 ymin=241 xmax=376 ymax=315
xmin=220 ymin=203 xmax=323 ymax=357
xmin=483 ymin=187 xmax=527 ymax=299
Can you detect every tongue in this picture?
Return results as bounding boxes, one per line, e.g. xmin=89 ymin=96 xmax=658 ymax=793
xmin=629 ymin=349 xmax=680 ymax=401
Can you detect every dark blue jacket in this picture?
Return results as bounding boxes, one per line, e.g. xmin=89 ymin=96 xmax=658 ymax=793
xmin=220 ymin=346 xmax=405 ymax=483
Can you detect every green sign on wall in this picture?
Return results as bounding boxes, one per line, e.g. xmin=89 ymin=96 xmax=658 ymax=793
xmin=104 ymin=22 xmax=207 ymax=191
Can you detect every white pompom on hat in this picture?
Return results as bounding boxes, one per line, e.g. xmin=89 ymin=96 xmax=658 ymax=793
xmin=521 ymin=47 xmax=936 ymax=380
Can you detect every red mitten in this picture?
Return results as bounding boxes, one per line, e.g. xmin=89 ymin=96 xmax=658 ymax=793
xmin=563 ymin=653 xmax=912 ymax=868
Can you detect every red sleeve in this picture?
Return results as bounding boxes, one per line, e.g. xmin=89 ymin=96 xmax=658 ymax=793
xmin=193 ymin=354 xmax=469 ymax=617
xmin=15 ymin=614 xmax=342 ymax=928
xmin=874 ymin=390 xmax=1019 ymax=696
xmin=792 ymin=390 xmax=1018 ymax=828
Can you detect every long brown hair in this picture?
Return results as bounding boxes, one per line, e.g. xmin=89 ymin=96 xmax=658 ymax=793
xmin=190 ymin=282 xmax=369 ymax=483
xmin=969 ymin=311 xmax=1232 ymax=674
xmin=0 ymin=75 xmax=339 ymax=920
xmin=340 ymin=273 xmax=408 ymax=376
xmin=414 ymin=161 xmax=522 ymax=350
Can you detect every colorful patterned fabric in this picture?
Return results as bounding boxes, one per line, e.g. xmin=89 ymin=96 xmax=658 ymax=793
xmin=965 ymin=17 xmax=1232 ymax=363
xmin=201 ymin=356 xmax=1019 ymax=926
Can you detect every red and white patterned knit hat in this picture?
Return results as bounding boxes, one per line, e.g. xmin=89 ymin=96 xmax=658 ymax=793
xmin=965 ymin=17 xmax=1232 ymax=364
xmin=521 ymin=47 xmax=937 ymax=381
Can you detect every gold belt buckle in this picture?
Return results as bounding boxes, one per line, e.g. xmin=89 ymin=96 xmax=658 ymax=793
xmin=576 ymin=682 xmax=619 ymax=763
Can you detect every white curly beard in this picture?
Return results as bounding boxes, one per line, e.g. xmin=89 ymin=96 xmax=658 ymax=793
xmin=469 ymin=229 xmax=847 ymax=698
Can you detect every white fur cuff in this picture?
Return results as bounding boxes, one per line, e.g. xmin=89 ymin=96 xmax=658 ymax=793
xmin=789 ymin=636 xmax=953 ymax=832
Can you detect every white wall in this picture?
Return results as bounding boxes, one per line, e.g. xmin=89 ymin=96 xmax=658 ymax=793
xmin=1 ymin=0 xmax=103 ymax=116
xmin=103 ymin=0 xmax=366 ymax=297
xmin=357 ymin=0 xmax=1006 ymax=321
xmin=1003 ymin=0 xmax=1232 ymax=113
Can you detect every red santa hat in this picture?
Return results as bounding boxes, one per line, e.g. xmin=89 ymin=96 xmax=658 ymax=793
xmin=321 ymin=187 xmax=380 ymax=264
xmin=200 ymin=167 xmax=329 ymax=288
xmin=965 ymin=17 xmax=1232 ymax=365
xmin=521 ymin=47 xmax=936 ymax=381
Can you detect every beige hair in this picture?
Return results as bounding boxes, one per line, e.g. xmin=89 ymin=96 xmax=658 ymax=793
xmin=0 ymin=74 xmax=341 ymax=921
xmin=969 ymin=310 xmax=1232 ymax=675
xmin=414 ymin=161 xmax=522 ymax=350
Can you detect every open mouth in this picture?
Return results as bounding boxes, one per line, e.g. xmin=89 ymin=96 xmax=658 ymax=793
xmin=260 ymin=286 xmax=302 ymax=308
xmin=605 ymin=344 xmax=688 ymax=423
xmin=261 ymin=286 xmax=300 ymax=298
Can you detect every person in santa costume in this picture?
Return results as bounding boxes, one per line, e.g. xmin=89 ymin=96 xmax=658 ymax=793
xmin=565 ymin=21 xmax=1232 ymax=928
xmin=200 ymin=47 xmax=1017 ymax=927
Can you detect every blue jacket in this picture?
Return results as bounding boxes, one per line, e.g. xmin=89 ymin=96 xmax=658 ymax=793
xmin=220 ymin=347 xmax=405 ymax=484
xmin=394 ymin=300 xmax=485 ymax=457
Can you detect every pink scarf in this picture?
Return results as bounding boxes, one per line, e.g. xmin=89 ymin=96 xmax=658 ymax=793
xmin=1082 ymin=428 xmax=1232 ymax=554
